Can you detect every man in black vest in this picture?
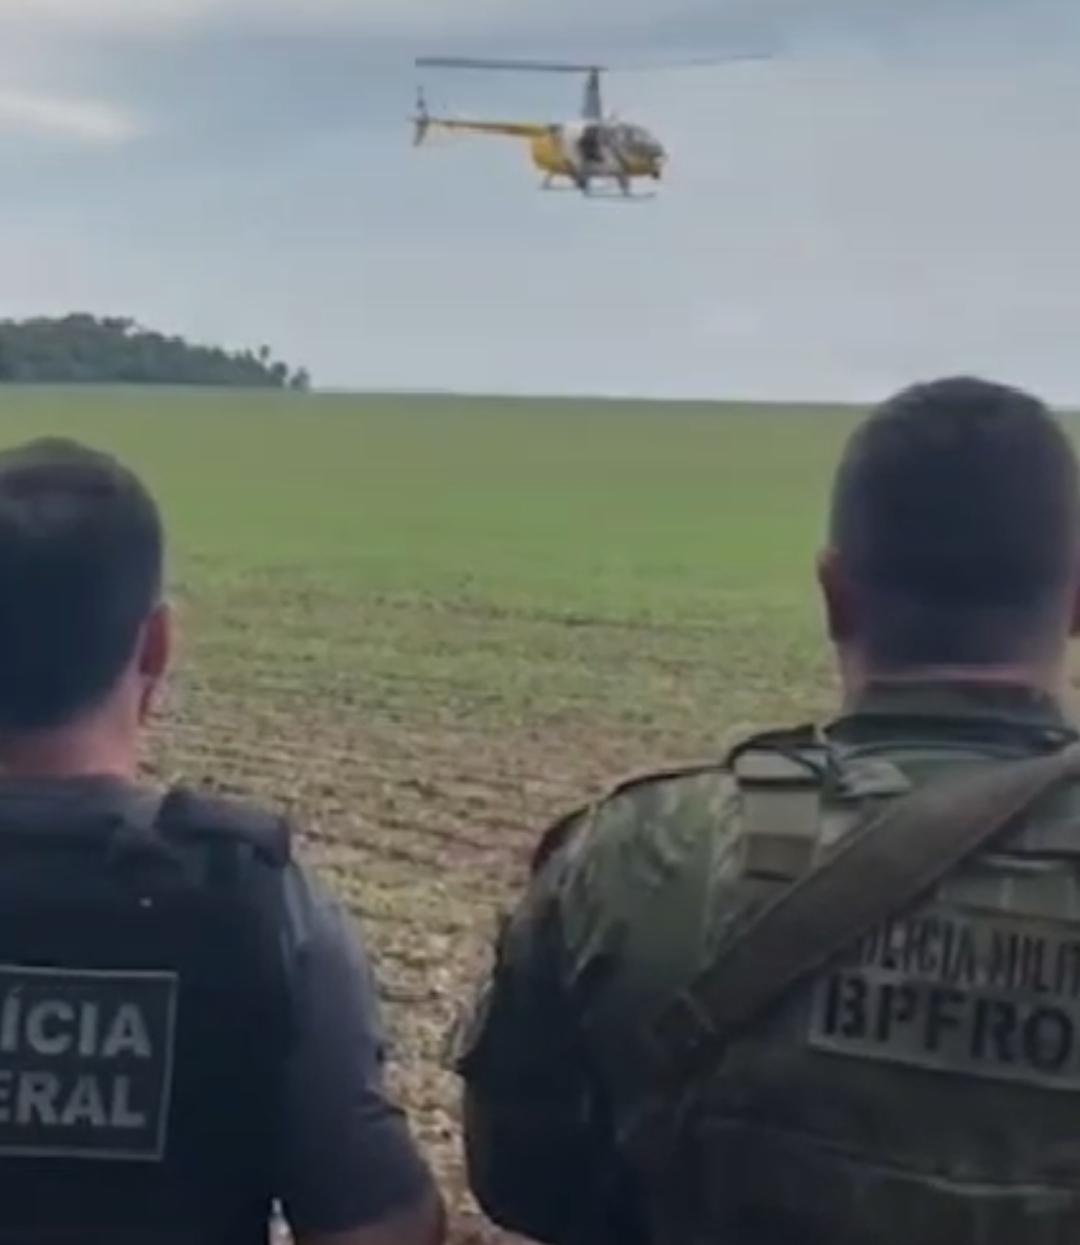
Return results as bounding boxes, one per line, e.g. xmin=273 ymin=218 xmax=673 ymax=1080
xmin=0 ymin=437 xmax=445 ymax=1245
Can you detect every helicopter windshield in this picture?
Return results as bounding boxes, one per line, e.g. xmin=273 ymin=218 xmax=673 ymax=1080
xmin=620 ymin=124 xmax=661 ymax=154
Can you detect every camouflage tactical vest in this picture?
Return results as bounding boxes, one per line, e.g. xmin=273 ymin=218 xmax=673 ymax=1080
xmin=636 ymin=721 xmax=1080 ymax=1245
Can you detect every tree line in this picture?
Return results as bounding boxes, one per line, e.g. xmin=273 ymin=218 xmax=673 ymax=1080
xmin=0 ymin=315 xmax=310 ymax=390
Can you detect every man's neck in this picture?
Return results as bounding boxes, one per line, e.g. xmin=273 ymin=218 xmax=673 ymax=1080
xmin=839 ymin=660 xmax=1065 ymax=709
xmin=0 ymin=726 xmax=138 ymax=783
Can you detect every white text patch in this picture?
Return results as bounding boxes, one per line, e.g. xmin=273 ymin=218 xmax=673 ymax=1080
xmin=807 ymin=907 xmax=1080 ymax=1088
xmin=0 ymin=964 xmax=178 ymax=1160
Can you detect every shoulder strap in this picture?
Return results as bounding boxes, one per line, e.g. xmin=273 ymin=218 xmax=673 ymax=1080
xmin=101 ymin=786 xmax=291 ymax=890
xmin=156 ymin=787 xmax=291 ymax=866
xmin=156 ymin=787 xmax=298 ymax=1055
xmin=622 ymin=739 xmax=1080 ymax=1170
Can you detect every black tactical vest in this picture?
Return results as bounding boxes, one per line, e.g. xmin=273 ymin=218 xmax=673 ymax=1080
xmin=0 ymin=782 xmax=294 ymax=1245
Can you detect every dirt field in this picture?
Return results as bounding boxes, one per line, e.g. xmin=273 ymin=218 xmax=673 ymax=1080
xmin=0 ymin=387 xmax=893 ymax=1239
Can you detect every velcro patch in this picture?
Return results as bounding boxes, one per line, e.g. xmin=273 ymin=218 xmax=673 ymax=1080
xmin=807 ymin=905 xmax=1080 ymax=1089
xmin=0 ymin=964 xmax=178 ymax=1160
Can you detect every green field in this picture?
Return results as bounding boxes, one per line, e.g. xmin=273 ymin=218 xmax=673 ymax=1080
xmin=0 ymin=387 xmax=908 ymax=1233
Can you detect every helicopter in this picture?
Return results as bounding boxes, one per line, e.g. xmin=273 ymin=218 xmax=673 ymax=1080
xmin=411 ymin=57 xmax=667 ymax=200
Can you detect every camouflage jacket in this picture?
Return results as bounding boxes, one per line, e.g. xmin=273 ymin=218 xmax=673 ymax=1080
xmin=450 ymin=681 xmax=1080 ymax=1245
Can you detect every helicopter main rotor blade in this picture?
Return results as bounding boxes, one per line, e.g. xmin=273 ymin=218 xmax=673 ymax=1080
xmin=416 ymin=56 xmax=606 ymax=74
xmin=619 ymin=47 xmax=777 ymax=71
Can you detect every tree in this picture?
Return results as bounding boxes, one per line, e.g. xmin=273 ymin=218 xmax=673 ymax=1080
xmin=0 ymin=315 xmax=310 ymax=389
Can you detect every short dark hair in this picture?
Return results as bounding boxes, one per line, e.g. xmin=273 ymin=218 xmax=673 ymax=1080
xmin=0 ymin=437 xmax=163 ymax=730
xmin=829 ymin=376 xmax=1080 ymax=668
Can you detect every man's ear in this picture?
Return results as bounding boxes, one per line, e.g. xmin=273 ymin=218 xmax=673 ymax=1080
xmin=816 ymin=546 xmax=854 ymax=643
xmin=135 ymin=601 xmax=171 ymax=722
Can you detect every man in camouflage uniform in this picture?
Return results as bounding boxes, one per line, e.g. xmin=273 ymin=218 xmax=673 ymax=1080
xmin=450 ymin=376 xmax=1080 ymax=1245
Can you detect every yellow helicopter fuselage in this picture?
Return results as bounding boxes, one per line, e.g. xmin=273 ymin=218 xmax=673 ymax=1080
xmin=414 ymin=116 xmax=664 ymax=187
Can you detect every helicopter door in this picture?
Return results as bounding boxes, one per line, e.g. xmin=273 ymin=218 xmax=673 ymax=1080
xmin=578 ymin=124 xmax=602 ymax=165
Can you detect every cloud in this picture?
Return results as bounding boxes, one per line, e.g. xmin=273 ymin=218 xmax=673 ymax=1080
xmin=0 ymin=0 xmax=206 ymax=36
xmin=0 ymin=3 xmax=157 ymax=142
xmin=0 ymin=0 xmax=1048 ymax=51
xmin=0 ymin=90 xmax=140 ymax=142
xmin=0 ymin=0 xmax=512 ymax=45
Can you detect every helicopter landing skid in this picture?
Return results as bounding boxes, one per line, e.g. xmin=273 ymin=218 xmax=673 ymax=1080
xmin=538 ymin=179 xmax=655 ymax=201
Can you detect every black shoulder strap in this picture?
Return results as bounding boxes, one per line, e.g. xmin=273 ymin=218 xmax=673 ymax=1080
xmin=622 ymin=740 xmax=1080 ymax=1172
xmin=155 ymin=787 xmax=291 ymax=866
xmin=156 ymin=788 xmax=298 ymax=1055
xmin=101 ymin=786 xmax=290 ymax=892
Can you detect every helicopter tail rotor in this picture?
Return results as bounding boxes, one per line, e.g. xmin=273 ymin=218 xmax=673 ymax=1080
xmin=412 ymin=87 xmax=431 ymax=145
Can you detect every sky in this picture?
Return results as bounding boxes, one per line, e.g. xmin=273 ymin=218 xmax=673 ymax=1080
xmin=1 ymin=0 xmax=1079 ymax=401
